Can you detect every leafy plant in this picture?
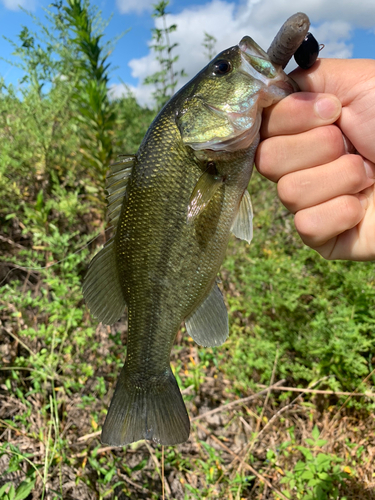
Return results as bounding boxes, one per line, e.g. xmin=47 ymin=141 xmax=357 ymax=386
xmin=270 ymin=426 xmax=349 ymax=499
xmin=143 ymin=0 xmax=186 ymax=110
xmin=60 ymin=0 xmax=118 ymax=185
xmin=0 ymin=478 xmax=36 ymax=500
xmin=221 ymin=171 xmax=375 ymax=401
xmin=202 ymin=32 xmax=217 ymax=60
xmin=0 ymin=444 xmax=39 ymax=500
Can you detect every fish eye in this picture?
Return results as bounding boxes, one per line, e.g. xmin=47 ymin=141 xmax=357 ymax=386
xmin=213 ymin=59 xmax=232 ymax=76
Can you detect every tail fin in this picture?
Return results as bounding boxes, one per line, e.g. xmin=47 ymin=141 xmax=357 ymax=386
xmin=101 ymin=366 xmax=190 ymax=446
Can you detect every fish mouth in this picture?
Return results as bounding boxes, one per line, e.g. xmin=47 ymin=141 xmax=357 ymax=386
xmin=196 ymin=39 xmax=298 ymax=152
xmin=187 ymin=107 xmax=261 ymax=152
xmin=239 ymin=35 xmax=299 ymax=94
xmin=179 ymin=36 xmax=298 ymax=154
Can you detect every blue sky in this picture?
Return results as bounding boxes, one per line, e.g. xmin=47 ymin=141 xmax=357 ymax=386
xmin=1 ymin=0 xmax=374 ymax=106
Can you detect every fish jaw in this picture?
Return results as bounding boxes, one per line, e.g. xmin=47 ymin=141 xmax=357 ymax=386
xmin=238 ymin=35 xmax=298 ymax=98
xmin=177 ymin=37 xmax=297 ymax=153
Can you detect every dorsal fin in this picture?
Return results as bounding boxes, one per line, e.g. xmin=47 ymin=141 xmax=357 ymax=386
xmin=106 ymin=155 xmax=135 ymax=228
xmin=83 ymin=155 xmax=135 ymax=325
xmin=83 ymin=238 xmax=126 ymax=325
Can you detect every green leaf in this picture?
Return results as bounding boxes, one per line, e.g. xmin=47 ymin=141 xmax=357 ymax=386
xmin=296 ymin=446 xmax=313 ymax=461
xmin=311 ymin=425 xmax=320 ymax=440
xmin=307 ymin=478 xmax=320 ymax=487
xmin=281 ymin=490 xmax=292 ymax=499
xmin=14 ymin=480 xmax=36 ymax=500
xmin=7 ymin=484 xmax=15 ymax=500
xmin=300 ymin=470 xmax=314 ymax=480
xmin=0 ymin=484 xmax=11 ymax=497
xmin=294 ymin=460 xmax=307 ymax=472
xmin=317 ymin=472 xmax=331 ymax=482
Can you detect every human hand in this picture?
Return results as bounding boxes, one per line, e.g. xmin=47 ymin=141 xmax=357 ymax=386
xmin=256 ymin=58 xmax=375 ymax=260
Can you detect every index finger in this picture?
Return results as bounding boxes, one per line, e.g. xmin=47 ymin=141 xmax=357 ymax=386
xmin=260 ymin=92 xmax=342 ymax=139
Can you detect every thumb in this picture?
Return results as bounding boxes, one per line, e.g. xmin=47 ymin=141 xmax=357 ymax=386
xmin=290 ymin=58 xmax=375 ymax=164
xmin=289 ymin=58 xmax=374 ymax=106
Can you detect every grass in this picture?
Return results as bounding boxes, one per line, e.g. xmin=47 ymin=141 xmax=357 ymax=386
xmin=1 ymin=2 xmax=375 ymax=496
xmin=1 ymin=197 xmax=375 ymax=498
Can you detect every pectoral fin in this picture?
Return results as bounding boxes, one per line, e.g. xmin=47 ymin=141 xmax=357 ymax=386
xmin=231 ymin=189 xmax=253 ymax=243
xmin=187 ymin=171 xmax=222 ymax=222
xmin=185 ymin=284 xmax=228 ymax=347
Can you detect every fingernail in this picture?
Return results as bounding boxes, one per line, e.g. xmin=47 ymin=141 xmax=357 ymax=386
xmin=342 ymin=133 xmax=356 ymax=154
xmin=364 ymin=160 xmax=375 ymax=179
xmin=358 ymin=193 xmax=368 ymax=210
xmin=314 ymin=96 xmax=341 ymax=121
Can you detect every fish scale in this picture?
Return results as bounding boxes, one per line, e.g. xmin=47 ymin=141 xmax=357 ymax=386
xmin=83 ymin=35 xmax=298 ymax=445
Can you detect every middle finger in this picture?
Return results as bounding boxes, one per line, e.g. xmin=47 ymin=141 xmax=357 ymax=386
xmin=256 ymin=124 xmax=346 ymax=182
xmin=277 ymin=155 xmax=375 ymax=213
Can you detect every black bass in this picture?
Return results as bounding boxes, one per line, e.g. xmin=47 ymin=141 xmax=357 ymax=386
xmin=83 ymin=36 xmax=297 ymax=446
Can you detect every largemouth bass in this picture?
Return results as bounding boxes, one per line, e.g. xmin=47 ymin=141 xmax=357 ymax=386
xmin=83 ymin=36 xmax=297 ymax=446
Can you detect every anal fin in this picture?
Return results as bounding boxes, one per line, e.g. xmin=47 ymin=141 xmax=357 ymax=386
xmin=185 ymin=284 xmax=228 ymax=347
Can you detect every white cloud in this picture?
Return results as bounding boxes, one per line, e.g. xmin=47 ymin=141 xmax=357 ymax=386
xmin=109 ymin=82 xmax=155 ymax=108
xmin=312 ymin=21 xmax=353 ymax=59
xmin=120 ymin=0 xmax=375 ymax=107
xmin=1 ymin=0 xmax=36 ymax=10
xmin=116 ymin=0 xmax=154 ymax=15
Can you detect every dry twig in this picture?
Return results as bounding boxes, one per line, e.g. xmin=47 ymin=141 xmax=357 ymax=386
xmin=195 ymin=422 xmax=290 ymax=500
xmin=117 ymin=469 xmax=152 ymax=495
xmin=191 ymin=379 xmax=286 ymax=423
xmin=257 ymin=384 xmax=375 ymax=398
xmin=144 ymin=441 xmax=172 ymax=497
xmin=77 ymin=430 xmax=101 ymax=442
xmin=0 ymin=234 xmax=26 ymax=249
xmin=256 ymin=377 xmax=332 ymax=444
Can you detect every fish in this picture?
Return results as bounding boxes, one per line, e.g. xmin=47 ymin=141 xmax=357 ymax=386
xmin=83 ymin=35 xmax=297 ymax=446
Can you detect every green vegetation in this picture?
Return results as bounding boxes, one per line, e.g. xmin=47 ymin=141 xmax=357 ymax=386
xmin=1 ymin=1 xmax=375 ymax=499
xmin=144 ymin=0 xmax=186 ymax=110
xmin=202 ymin=32 xmax=217 ymax=61
xmin=223 ymin=172 xmax=375 ymax=399
xmin=268 ymin=425 xmax=350 ymax=499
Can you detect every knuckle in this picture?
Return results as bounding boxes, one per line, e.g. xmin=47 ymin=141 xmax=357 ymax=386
xmin=344 ymin=155 xmax=367 ymax=191
xmin=277 ymin=174 xmax=299 ymax=211
xmin=256 ymin=140 xmax=278 ymax=180
xmin=340 ymin=195 xmax=361 ymax=226
xmin=320 ymin=125 xmax=345 ymax=156
xmin=294 ymin=210 xmax=317 ymax=242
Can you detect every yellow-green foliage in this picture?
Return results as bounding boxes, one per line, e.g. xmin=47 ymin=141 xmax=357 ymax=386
xmin=1 ymin=1 xmax=374 ymax=499
xmin=223 ymin=172 xmax=375 ymax=401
